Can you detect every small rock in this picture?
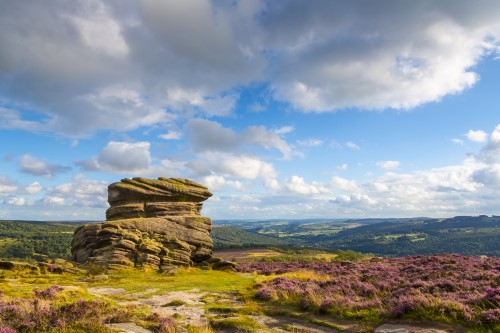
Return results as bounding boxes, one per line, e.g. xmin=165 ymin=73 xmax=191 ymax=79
xmin=375 ymin=324 xmax=449 ymax=333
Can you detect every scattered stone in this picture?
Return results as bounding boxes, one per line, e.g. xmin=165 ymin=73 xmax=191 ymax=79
xmin=105 ymin=322 xmax=153 ymax=333
xmin=71 ymin=177 xmax=232 ymax=270
xmin=375 ymin=324 xmax=450 ymax=333
xmin=0 ymin=261 xmax=40 ymax=273
xmin=87 ymin=287 xmax=126 ymax=295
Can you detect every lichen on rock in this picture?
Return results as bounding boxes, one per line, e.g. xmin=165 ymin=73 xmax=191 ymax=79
xmin=71 ymin=177 xmax=233 ymax=271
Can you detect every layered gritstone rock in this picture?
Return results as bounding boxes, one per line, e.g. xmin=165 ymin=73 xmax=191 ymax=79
xmin=71 ymin=177 xmax=231 ymax=270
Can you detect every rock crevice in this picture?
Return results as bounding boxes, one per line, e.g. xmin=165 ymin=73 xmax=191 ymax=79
xmin=71 ymin=177 xmax=223 ymax=270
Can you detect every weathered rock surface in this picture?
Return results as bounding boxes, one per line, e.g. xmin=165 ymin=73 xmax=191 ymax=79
xmin=71 ymin=177 xmax=232 ymax=270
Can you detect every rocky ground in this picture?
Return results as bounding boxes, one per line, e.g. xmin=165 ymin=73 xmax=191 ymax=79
xmin=88 ymin=285 xmax=460 ymax=333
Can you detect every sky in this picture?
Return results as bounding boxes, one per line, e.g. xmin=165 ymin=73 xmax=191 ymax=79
xmin=1 ymin=0 xmax=500 ymax=221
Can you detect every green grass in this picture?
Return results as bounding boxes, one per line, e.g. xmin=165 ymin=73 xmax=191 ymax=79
xmin=210 ymin=315 xmax=262 ymax=332
xmin=101 ymin=267 xmax=254 ymax=294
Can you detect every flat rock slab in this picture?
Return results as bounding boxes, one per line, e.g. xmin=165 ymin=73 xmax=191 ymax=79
xmin=106 ymin=322 xmax=153 ymax=333
xmin=375 ymin=324 xmax=449 ymax=333
xmin=140 ymin=289 xmax=207 ymax=306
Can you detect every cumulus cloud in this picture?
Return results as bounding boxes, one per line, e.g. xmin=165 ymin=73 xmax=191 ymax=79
xmin=158 ymin=130 xmax=181 ymax=140
xmin=203 ymin=175 xmax=242 ymax=191
xmin=7 ymin=197 xmax=32 ymax=206
xmin=19 ymin=155 xmax=70 ymax=178
xmin=0 ymin=176 xmax=19 ymax=195
xmin=185 ymin=119 xmax=238 ymax=153
xmin=466 ymin=129 xmax=488 ymax=142
xmin=185 ymin=119 xmax=298 ymax=159
xmin=476 ymin=125 xmax=500 ymax=164
xmin=337 ymin=163 xmax=349 ymax=171
xmin=244 ymin=125 xmax=296 ymax=159
xmin=377 ymin=160 xmax=401 ymax=170
xmin=275 ymin=126 xmax=294 ymax=135
xmin=346 ymin=142 xmax=360 ymax=150
xmin=43 ymin=174 xmax=107 ymax=208
xmin=330 ymin=193 xmax=377 ymax=206
xmin=331 ymin=176 xmax=359 ymax=192
xmin=472 ymin=165 xmax=500 ymax=189
xmin=297 ymin=139 xmax=323 ymax=147
xmin=284 ymin=176 xmax=330 ymax=195
xmin=2 ymin=1 xmax=497 ymax=136
xmin=266 ymin=2 xmax=500 ymax=111
xmin=186 ymin=152 xmax=275 ymax=182
xmin=77 ymin=141 xmax=151 ymax=173
xmin=25 ymin=182 xmax=42 ymax=195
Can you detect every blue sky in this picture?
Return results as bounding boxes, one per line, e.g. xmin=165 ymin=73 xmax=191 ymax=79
xmin=1 ymin=0 xmax=500 ymax=221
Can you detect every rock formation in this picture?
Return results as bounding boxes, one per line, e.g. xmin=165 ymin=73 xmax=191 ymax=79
xmin=71 ymin=177 xmax=230 ymax=270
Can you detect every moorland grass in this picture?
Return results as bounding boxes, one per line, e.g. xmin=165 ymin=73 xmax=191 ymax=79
xmin=101 ymin=267 xmax=254 ymax=293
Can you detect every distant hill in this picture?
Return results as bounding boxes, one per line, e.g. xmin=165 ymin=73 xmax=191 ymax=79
xmin=211 ymin=226 xmax=290 ymax=249
xmin=215 ymin=216 xmax=500 ymax=257
xmin=1 ymin=215 xmax=499 ymax=261
xmin=0 ymin=220 xmax=83 ymax=261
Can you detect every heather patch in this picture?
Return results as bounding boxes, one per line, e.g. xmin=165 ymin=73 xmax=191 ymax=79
xmin=238 ymin=254 xmax=500 ymax=329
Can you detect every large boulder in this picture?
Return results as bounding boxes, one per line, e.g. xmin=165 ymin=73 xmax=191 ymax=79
xmin=71 ymin=177 xmax=223 ymax=270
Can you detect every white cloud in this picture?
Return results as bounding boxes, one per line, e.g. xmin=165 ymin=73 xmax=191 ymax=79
xmin=208 ymin=125 xmax=500 ymax=218
xmin=477 ymin=125 xmax=500 ymax=164
xmin=472 ymin=164 xmax=500 ymax=189
xmin=491 ymin=124 xmax=500 ymax=143
xmin=7 ymin=197 xmax=32 ymax=206
xmin=264 ymin=178 xmax=281 ymax=191
xmin=330 ymin=193 xmax=377 ymax=206
xmin=267 ymin=2 xmax=500 ymax=112
xmin=213 ymin=154 xmax=277 ymax=180
xmin=0 ymin=176 xmax=18 ymax=195
xmin=185 ymin=119 xmax=298 ymax=159
xmin=158 ymin=130 xmax=181 ymax=140
xmin=164 ymin=88 xmax=238 ymax=117
xmin=465 ymin=129 xmax=488 ymax=142
xmin=43 ymin=174 xmax=107 ymax=208
xmin=43 ymin=196 xmax=66 ymax=206
xmin=284 ymin=176 xmax=330 ymax=195
xmin=275 ymin=126 xmax=294 ymax=135
xmin=25 ymin=181 xmax=42 ymax=195
xmin=77 ymin=141 xmax=151 ymax=173
xmin=346 ymin=141 xmax=360 ymax=150
xmin=19 ymin=155 xmax=70 ymax=178
xmin=297 ymin=139 xmax=323 ymax=147
xmin=185 ymin=119 xmax=238 ymax=152
xmin=331 ymin=176 xmax=359 ymax=192
xmin=1 ymin=2 xmax=499 ymax=135
xmin=377 ymin=160 xmax=401 ymax=170
xmin=452 ymin=138 xmax=464 ymax=145
xmin=244 ymin=126 xmax=296 ymax=159
xmin=337 ymin=163 xmax=348 ymax=171
xmin=64 ymin=0 xmax=129 ymax=58
xmin=203 ymin=175 xmax=242 ymax=191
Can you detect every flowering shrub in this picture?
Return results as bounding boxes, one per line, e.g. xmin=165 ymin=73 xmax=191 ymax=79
xmin=33 ymin=285 xmax=64 ymax=299
xmin=0 ymin=294 xmax=140 ymax=332
xmin=159 ymin=316 xmax=177 ymax=333
xmin=238 ymin=254 xmax=500 ymax=327
xmin=0 ymin=327 xmax=16 ymax=333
